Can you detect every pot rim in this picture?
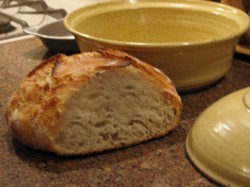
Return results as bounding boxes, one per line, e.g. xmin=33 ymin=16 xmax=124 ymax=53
xmin=64 ymin=0 xmax=250 ymax=49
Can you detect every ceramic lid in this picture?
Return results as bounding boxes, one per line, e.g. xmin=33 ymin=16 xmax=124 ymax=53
xmin=186 ymin=87 xmax=250 ymax=186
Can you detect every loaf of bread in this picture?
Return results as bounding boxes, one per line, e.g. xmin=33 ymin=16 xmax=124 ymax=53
xmin=6 ymin=49 xmax=182 ymax=156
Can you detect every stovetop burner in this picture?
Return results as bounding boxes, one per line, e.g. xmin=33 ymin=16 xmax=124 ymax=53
xmin=0 ymin=0 xmax=67 ymax=42
xmin=0 ymin=14 xmax=15 ymax=34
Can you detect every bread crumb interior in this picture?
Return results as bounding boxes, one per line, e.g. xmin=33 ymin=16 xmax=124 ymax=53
xmin=55 ymin=67 xmax=176 ymax=154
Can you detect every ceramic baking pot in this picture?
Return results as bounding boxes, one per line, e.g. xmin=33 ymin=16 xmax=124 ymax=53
xmin=186 ymin=87 xmax=250 ymax=186
xmin=64 ymin=0 xmax=250 ymax=91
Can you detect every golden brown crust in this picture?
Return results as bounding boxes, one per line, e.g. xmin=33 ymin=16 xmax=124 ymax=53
xmin=6 ymin=49 xmax=182 ymax=155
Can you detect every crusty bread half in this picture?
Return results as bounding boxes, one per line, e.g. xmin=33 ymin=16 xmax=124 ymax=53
xmin=6 ymin=49 xmax=182 ymax=156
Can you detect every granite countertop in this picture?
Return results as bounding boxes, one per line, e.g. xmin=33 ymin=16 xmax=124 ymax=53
xmin=0 ymin=38 xmax=249 ymax=187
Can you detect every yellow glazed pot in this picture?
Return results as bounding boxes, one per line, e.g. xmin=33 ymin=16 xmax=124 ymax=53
xmin=64 ymin=0 xmax=250 ymax=91
xmin=186 ymin=87 xmax=250 ymax=186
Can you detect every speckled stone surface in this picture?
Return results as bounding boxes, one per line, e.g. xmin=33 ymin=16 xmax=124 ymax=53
xmin=0 ymin=37 xmax=249 ymax=187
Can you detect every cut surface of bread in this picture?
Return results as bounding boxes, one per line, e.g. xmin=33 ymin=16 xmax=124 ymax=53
xmin=6 ymin=49 xmax=182 ymax=156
